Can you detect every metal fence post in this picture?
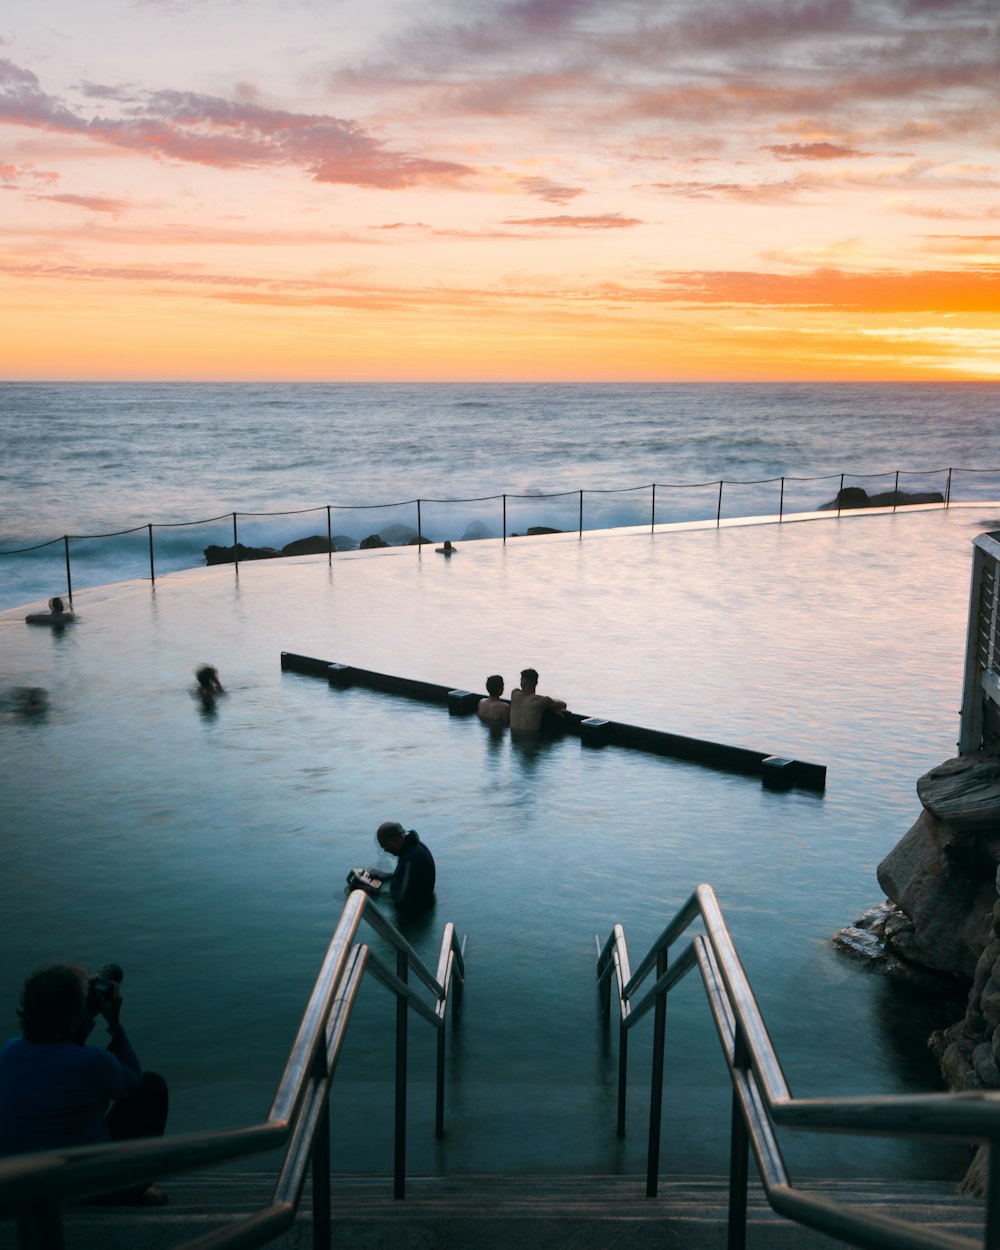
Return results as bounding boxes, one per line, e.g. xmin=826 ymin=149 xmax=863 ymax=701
xmin=578 ymin=489 xmax=583 ymax=539
xmin=326 ymin=506 xmax=333 ymax=565
xmin=617 ymin=1021 xmax=629 ymax=1140
xmin=779 ymin=478 xmax=785 ymax=522
xmin=837 ymin=474 xmax=845 ymax=517
xmin=727 ymin=1026 xmax=751 ymax=1250
xmin=502 ymin=495 xmax=507 ymax=545
xmin=232 ymin=514 xmax=239 ymax=570
xmin=651 ymin=484 xmax=656 ymax=533
xmin=17 ymin=1203 xmax=65 ymax=1250
xmin=311 ymin=1049 xmax=332 ymax=1250
xmin=893 ymin=470 xmax=900 ymax=511
xmin=946 ymin=468 xmax=953 ymax=508
xmin=394 ymin=949 xmax=408 ymax=1199
xmin=435 ymin=1004 xmax=446 ymax=1141
xmin=63 ymin=537 xmax=73 ymax=605
xmin=716 ymin=482 xmax=723 ymax=528
xmin=645 ymin=946 xmax=668 ymax=1197
xmin=417 ymin=500 xmax=422 ymax=549
xmin=147 ymin=524 xmax=156 ymax=584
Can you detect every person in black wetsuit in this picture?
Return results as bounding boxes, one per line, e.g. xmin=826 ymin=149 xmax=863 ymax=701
xmin=373 ymin=821 xmax=436 ymax=914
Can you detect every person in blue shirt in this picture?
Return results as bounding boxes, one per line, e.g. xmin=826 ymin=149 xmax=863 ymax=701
xmin=0 ymin=962 xmax=168 ymax=1203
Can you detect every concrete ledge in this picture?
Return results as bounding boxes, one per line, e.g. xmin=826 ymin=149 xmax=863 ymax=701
xmin=281 ymin=654 xmax=826 ymax=792
xmin=447 ymin=690 xmax=480 ymax=716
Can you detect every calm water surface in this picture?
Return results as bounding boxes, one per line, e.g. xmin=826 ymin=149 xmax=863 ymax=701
xmin=1 ymin=507 xmax=994 ymax=1177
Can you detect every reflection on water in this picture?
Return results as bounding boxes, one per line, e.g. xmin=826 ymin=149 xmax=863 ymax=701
xmin=0 ymin=507 xmax=990 ymax=1178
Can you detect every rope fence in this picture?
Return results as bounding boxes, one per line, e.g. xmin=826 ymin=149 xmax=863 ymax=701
xmin=3 ymin=466 xmax=999 ymax=604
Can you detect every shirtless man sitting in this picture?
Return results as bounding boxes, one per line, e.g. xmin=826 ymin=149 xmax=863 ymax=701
xmin=477 ymin=675 xmax=510 ymax=726
xmin=509 ymin=668 xmax=567 ymax=735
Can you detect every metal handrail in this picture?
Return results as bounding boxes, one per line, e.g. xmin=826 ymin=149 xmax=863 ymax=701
xmin=597 ymin=883 xmax=998 ymax=1250
xmin=0 ymin=889 xmax=465 ymax=1250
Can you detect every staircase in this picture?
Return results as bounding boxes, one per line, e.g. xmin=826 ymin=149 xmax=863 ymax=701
xmin=2 ymin=1174 xmax=983 ymax=1250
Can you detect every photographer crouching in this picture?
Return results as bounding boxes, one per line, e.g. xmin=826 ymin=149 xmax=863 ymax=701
xmin=0 ymin=962 xmax=169 ymax=1205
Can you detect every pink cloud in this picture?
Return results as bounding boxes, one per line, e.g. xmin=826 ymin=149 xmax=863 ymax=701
xmin=502 ymin=213 xmax=642 ymax=228
xmin=0 ymin=161 xmax=59 ymax=188
xmin=0 ymin=59 xmax=472 ymax=190
xmin=517 ymin=176 xmax=584 ymax=204
xmin=35 ymin=192 xmax=127 ymax=215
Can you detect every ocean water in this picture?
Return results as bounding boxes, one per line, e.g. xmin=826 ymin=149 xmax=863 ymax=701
xmin=2 ymin=381 xmax=999 ymax=610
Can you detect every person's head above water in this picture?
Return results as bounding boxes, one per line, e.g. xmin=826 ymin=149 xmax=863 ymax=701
xmin=196 ymin=665 xmax=219 ymax=692
xmin=376 ymin=820 xmax=408 ymax=856
xmin=520 ymin=668 xmax=539 ymax=691
xmin=485 ymin=675 xmax=504 ymax=698
xmin=48 ymin=597 xmax=65 ymax=614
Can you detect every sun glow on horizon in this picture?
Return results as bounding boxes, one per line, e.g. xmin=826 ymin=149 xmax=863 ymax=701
xmin=2 ymin=0 xmax=999 ymax=382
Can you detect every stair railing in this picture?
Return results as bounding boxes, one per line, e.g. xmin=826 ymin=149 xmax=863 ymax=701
xmin=0 ymin=889 xmax=465 ymax=1250
xmin=597 ymin=882 xmax=1000 ymax=1250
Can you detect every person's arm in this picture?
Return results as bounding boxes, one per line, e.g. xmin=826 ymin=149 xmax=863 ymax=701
xmin=545 ymin=696 xmax=567 ymax=713
xmin=100 ymin=984 xmax=142 ymax=1090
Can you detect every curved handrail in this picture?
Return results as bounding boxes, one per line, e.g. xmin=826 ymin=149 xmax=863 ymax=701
xmin=0 ymin=890 xmax=465 ymax=1250
xmin=597 ymin=883 xmax=999 ymax=1250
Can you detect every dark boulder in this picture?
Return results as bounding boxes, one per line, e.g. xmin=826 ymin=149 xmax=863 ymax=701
xmin=820 ymin=486 xmax=945 ymax=511
xmin=204 ymin=543 xmax=279 ymax=565
xmin=359 ymin=534 xmax=389 ymax=549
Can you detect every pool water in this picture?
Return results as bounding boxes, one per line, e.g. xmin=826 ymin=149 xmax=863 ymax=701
xmin=1 ymin=506 xmax=994 ymax=1178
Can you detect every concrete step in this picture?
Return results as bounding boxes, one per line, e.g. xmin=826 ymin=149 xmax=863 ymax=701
xmin=0 ymin=1174 xmax=986 ymax=1250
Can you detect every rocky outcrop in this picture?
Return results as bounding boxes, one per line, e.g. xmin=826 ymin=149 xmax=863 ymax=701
xmin=835 ymin=752 xmax=1000 ymax=1195
xmin=280 ymin=534 xmax=359 ymax=554
xmin=204 ymin=543 xmax=279 ymax=565
xmin=359 ymin=534 xmax=389 ymax=549
xmin=820 ymin=486 xmax=945 ymax=510
xmin=876 ymin=754 xmax=1000 ymax=978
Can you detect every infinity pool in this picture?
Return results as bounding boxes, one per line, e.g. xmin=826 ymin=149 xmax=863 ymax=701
xmin=1 ymin=506 xmax=995 ymax=1178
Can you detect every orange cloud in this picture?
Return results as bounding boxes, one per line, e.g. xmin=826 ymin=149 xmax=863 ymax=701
xmin=501 ymin=213 xmax=642 ymax=229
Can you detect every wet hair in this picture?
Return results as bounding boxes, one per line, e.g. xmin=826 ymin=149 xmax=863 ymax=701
xmin=520 ymin=668 xmax=539 ymax=686
xmin=486 ymin=675 xmax=504 ymax=697
xmin=18 ymin=963 xmax=87 ymax=1043
xmin=196 ymin=666 xmax=217 ymax=691
xmin=48 ymin=597 xmax=65 ymax=614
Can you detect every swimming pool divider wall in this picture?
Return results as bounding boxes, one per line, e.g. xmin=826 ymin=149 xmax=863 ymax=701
xmin=279 ymin=651 xmax=826 ymax=792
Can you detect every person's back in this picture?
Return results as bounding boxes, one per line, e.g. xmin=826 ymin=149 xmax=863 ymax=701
xmin=477 ymin=675 xmax=510 ymax=726
xmin=509 ymin=668 xmax=566 ymax=734
xmin=391 ymin=831 xmax=436 ymax=913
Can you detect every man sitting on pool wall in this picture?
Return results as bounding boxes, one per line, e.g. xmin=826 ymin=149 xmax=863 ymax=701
xmin=0 ymin=962 xmax=169 ymax=1203
xmin=509 ymin=668 xmax=567 ymax=735
xmin=372 ymin=820 xmax=436 ymax=914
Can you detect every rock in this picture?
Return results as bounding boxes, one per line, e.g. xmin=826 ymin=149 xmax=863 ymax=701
xmin=461 ymin=520 xmax=491 ymax=540
xmin=379 ymin=522 xmax=418 ymax=545
xmin=204 ymin=543 xmax=279 ymax=565
xmin=877 ymin=806 xmax=998 ymax=977
xmin=527 ymin=526 xmax=563 ymax=535
xmin=281 ymin=535 xmax=335 ymax=556
xmin=819 ymin=486 xmax=945 ymax=510
xmin=359 ymin=534 xmax=389 ymax=549
xmin=406 ymin=535 xmax=430 ymax=545
xmin=916 ymin=754 xmax=1000 ymax=844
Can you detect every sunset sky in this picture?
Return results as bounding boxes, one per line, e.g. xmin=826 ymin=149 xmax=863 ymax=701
xmin=2 ymin=0 xmax=999 ymax=381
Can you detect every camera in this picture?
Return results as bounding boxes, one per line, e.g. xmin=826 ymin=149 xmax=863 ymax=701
xmin=86 ymin=963 xmax=123 ymax=1013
